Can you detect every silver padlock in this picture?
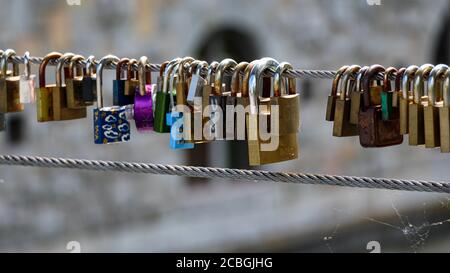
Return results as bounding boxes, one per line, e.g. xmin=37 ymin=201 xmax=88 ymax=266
xmin=187 ymin=61 xmax=208 ymax=105
xmin=19 ymin=51 xmax=36 ymax=104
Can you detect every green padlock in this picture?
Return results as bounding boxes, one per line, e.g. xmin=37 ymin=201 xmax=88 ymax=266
xmin=381 ymin=67 xmax=397 ymax=121
xmin=154 ymin=58 xmax=180 ymax=133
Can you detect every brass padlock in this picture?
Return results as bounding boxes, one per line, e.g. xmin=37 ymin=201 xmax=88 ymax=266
xmin=393 ymin=67 xmax=406 ymax=108
xmin=227 ymin=61 xmax=249 ymax=140
xmin=424 ymin=64 xmax=448 ymax=148
xmin=399 ymin=65 xmax=419 ymax=135
xmin=333 ymin=65 xmax=360 ymax=137
xmin=349 ymin=66 xmax=369 ymax=125
xmin=66 ymin=54 xmax=93 ymax=109
xmin=175 ymin=57 xmax=194 ymax=141
xmin=326 ymin=66 xmax=349 ymax=122
xmin=0 ymin=49 xmax=24 ymax=113
xmin=53 ymin=53 xmax=87 ymax=121
xmin=440 ymin=70 xmax=450 ymax=153
xmin=409 ymin=64 xmax=434 ymax=146
xmin=124 ymin=59 xmax=139 ymax=96
xmin=37 ymin=52 xmax=62 ymax=122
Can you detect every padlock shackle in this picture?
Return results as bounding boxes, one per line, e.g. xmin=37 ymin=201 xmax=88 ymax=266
xmin=206 ymin=61 xmax=219 ymax=86
xmin=116 ymin=58 xmax=130 ymax=80
xmin=248 ymin=58 xmax=279 ymax=115
xmin=96 ymin=55 xmax=120 ymax=109
xmin=330 ymin=66 xmax=349 ymax=98
xmin=427 ymin=64 xmax=449 ymax=105
xmin=362 ymin=65 xmax=385 ymax=110
xmin=0 ymin=49 xmax=17 ymax=77
xmin=38 ymin=52 xmax=62 ymax=88
xmin=242 ymin=60 xmax=259 ymax=99
xmin=127 ymin=59 xmax=138 ymax=81
xmin=401 ymin=65 xmax=419 ymax=100
xmin=214 ymin=58 xmax=237 ymax=96
xmin=395 ymin=68 xmax=406 ymax=92
xmin=23 ymin=51 xmax=32 ymax=80
xmin=231 ymin=62 xmax=249 ymax=97
xmin=85 ymin=55 xmax=96 ymax=77
xmin=159 ymin=61 xmax=169 ymax=79
xmin=383 ymin=67 xmax=398 ymax=92
xmin=273 ymin=62 xmax=295 ymax=97
xmin=444 ymin=70 xmax=450 ymax=107
xmin=413 ymin=64 xmax=434 ymax=104
xmin=339 ymin=65 xmax=361 ymax=101
xmin=162 ymin=58 xmax=181 ymax=94
xmin=177 ymin=56 xmax=195 ymax=83
xmin=138 ymin=56 xmax=150 ymax=96
xmin=356 ymin=66 xmax=369 ymax=94
xmin=194 ymin=61 xmax=208 ymax=76
xmin=67 ymin=55 xmax=85 ymax=79
xmin=169 ymin=62 xmax=182 ymax=109
xmin=55 ymin=53 xmax=75 ymax=87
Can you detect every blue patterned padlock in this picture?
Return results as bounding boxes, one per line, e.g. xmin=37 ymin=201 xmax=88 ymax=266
xmin=166 ymin=60 xmax=194 ymax=150
xmin=94 ymin=55 xmax=131 ymax=145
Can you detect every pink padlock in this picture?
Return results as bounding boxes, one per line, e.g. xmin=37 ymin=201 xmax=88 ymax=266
xmin=134 ymin=56 xmax=154 ymax=132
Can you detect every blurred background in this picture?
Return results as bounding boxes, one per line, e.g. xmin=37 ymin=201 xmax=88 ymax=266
xmin=0 ymin=0 xmax=450 ymax=253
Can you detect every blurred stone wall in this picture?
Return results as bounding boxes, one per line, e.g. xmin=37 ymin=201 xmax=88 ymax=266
xmin=0 ymin=0 xmax=449 ymax=252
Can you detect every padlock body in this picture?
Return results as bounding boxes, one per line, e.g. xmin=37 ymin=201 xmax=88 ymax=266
xmin=94 ymin=106 xmax=130 ymax=144
xmin=358 ymin=106 xmax=403 ymax=148
xmin=82 ymin=76 xmax=97 ymax=103
xmin=52 ymin=86 xmax=87 ymax=121
xmin=399 ymin=96 xmax=410 ymax=135
xmin=277 ymin=94 xmax=300 ymax=135
xmin=325 ymin=95 xmax=336 ymax=122
xmin=37 ymin=86 xmax=54 ymax=122
xmin=408 ymin=103 xmax=425 ymax=146
xmin=381 ymin=91 xmax=393 ymax=121
xmin=124 ymin=79 xmax=139 ymax=96
xmin=0 ymin=78 xmax=24 ymax=113
xmin=19 ymin=75 xmax=36 ymax=104
xmin=166 ymin=111 xmax=195 ymax=149
xmin=439 ymin=106 xmax=450 ymax=153
xmin=67 ymin=77 xmax=94 ymax=109
xmin=349 ymin=89 xmax=362 ymax=124
xmin=154 ymin=91 xmax=171 ymax=133
xmin=333 ymin=99 xmax=358 ymax=137
xmin=113 ymin=79 xmax=134 ymax=106
xmin=424 ymin=105 xmax=441 ymax=148
xmin=209 ymin=95 xmax=227 ymax=140
xmin=134 ymin=84 xmax=154 ymax=132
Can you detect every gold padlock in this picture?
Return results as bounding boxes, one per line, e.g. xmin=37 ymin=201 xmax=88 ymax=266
xmin=333 ymin=65 xmax=360 ymax=137
xmin=228 ymin=61 xmax=249 ymax=141
xmin=0 ymin=49 xmax=24 ymax=113
xmin=349 ymin=66 xmax=369 ymax=125
xmin=440 ymin=70 xmax=450 ymax=153
xmin=409 ymin=64 xmax=434 ymax=146
xmin=67 ymin=54 xmax=93 ymax=109
xmin=424 ymin=65 xmax=448 ymax=148
xmin=326 ymin=66 xmax=349 ymax=122
xmin=53 ymin=53 xmax=87 ymax=121
xmin=393 ymin=67 xmax=406 ymax=108
xmin=37 ymin=52 xmax=62 ymax=122
xmin=399 ymin=65 xmax=419 ymax=135
xmin=124 ymin=59 xmax=139 ymax=96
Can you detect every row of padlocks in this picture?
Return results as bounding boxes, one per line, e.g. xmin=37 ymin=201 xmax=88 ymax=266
xmin=1 ymin=49 xmax=449 ymax=165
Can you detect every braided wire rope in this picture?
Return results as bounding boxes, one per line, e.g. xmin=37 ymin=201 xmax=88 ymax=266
xmin=0 ymin=155 xmax=449 ymax=194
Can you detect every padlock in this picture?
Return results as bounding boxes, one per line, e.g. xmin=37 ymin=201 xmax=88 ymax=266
xmin=186 ymin=60 xmax=210 ymax=143
xmin=124 ymin=59 xmax=139 ymax=96
xmin=134 ymin=56 xmax=154 ymax=132
xmin=349 ymin=66 xmax=369 ymax=125
xmin=37 ymin=52 xmax=62 ymax=122
xmin=381 ymin=67 xmax=397 ymax=121
xmin=359 ymin=65 xmax=403 ymax=148
xmin=175 ymin=57 xmax=195 ymax=142
xmin=408 ymin=64 xmax=434 ymax=146
xmin=202 ymin=61 xmax=219 ymax=141
xmin=0 ymin=49 xmax=24 ymax=113
xmin=440 ymin=70 xmax=450 ymax=153
xmin=81 ymin=55 xmax=97 ymax=104
xmin=113 ymin=58 xmax=135 ymax=106
xmin=393 ymin=67 xmax=406 ymax=108
xmin=94 ymin=55 xmax=130 ymax=144
xmin=66 ymin=54 xmax=92 ymax=109
xmin=19 ymin=51 xmax=36 ymax=104
xmin=166 ymin=59 xmax=194 ymax=150
xmin=154 ymin=58 xmax=181 ymax=133
xmin=226 ymin=62 xmax=249 ymax=140
xmin=333 ymin=65 xmax=360 ymax=137
xmin=326 ymin=66 xmax=349 ymax=122
xmin=424 ymin=64 xmax=448 ymax=148
xmin=212 ymin=58 xmax=237 ymax=140
xmin=247 ymin=58 xmax=299 ymax=165
xmin=400 ymin=65 xmax=419 ymax=135
xmin=52 ymin=53 xmax=87 ymax=121
xmin=272 ymin=61 xmax=300 ymax=160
